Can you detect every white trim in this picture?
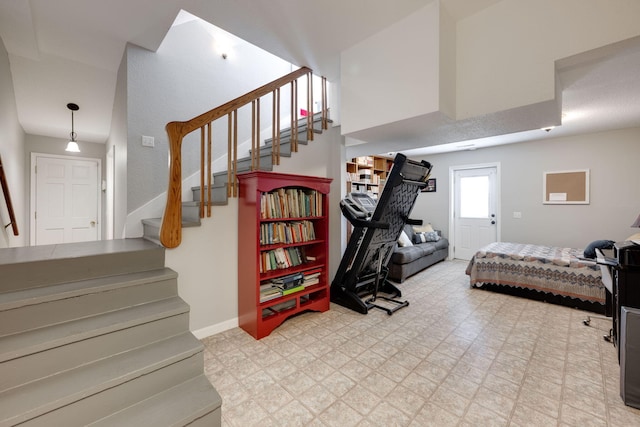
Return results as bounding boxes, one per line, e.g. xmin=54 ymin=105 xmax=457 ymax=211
xmin=191 ymin=317 xmax=239 ymax=339
xmin=30 ymin=152 xmax=103 ymax=246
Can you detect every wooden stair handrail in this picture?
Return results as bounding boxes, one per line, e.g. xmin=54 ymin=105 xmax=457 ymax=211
xmin=0 ymin=155 xmax=19 ymax=236
xmin=166 ymin=67 xmax=311 ymax=137
xmin=161 ymin=67 xmax=321 ymax=249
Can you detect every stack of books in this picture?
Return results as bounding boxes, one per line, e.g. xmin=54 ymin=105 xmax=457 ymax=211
xmin=260 ymin=246 xmax=307 ymax=272
xmin=303 ymin=268 xmax=322 ymax=287
xmin=271 ymin=272 xmax=305 ymax=295
xmin=259 ymin=284 xmax=282 ymax=303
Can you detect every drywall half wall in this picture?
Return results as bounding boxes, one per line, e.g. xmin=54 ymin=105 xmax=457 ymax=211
xmin=411 ymin=127 xmax=640 ymax=251
xmin=341 ymin=2 xmax=444 ymax=136
xmin=108 ymin=48 xmax=128 ymax=239
xmin=456 ymin=0 xmax=640 ymax=120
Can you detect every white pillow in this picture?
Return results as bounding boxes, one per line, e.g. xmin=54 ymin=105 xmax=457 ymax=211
xmin=397 ymin=230 xmax=413 ymax=247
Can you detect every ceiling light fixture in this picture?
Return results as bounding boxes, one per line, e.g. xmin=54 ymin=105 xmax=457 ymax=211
xmin=65 ymin=103 xmax=80 ymax=152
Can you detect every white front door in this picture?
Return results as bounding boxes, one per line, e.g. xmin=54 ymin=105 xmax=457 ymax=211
xmin=452 ymin=165 xmax=499 ymax=260
xmin=32 ymin=154 xmax=101 ymax=245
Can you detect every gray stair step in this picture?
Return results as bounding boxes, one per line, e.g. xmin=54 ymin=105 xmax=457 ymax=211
xmin=0 ymin=238 xmax=164 ymax=292
xmin=141 ymin=219 xmax=163 ymax=245
xmin=235 ymin=151 xmax=274 ymax=173
xmin=209 ymin=155 xmax=273 ymax=187
xmin=0 ymin=267 xmax=177 ymax=313
xmin=258 ymin=138 xmax=293 ymax=157
xmin=0 ymin=310 xmax=189 ymax=394
xmin=263 ymin=112 xmax=330 ymax=146
xmin=190 ymin=183 xmax=230 ymax=204
xmin=87 ymin=375 xmax=221 ymax=427
xmin=0 ymin=270 xmax=178 ymax=338
xmin=263 ymin=126 xmax=317 ymax=147
xmin=0 ymin=332 xmax=203 ymax=426
xmin=142 ymin=215 xmax=202 ymax=245
xmin=20 ymin=352 xmax=207 ymax=427
xmin=0 ymin=296 xmax=189 ymax=364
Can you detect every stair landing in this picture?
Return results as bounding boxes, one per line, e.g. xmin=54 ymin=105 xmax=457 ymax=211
xmin=0 ymin=239 xmax=165 ymax=292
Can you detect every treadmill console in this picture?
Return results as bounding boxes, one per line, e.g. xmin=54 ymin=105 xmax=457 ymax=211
xmin=340 ymin=192 xmax=377 ymax=220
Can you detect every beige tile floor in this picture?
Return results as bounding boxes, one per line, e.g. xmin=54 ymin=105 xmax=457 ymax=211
xmin=201 ymin=260 xmax=640 ymax=426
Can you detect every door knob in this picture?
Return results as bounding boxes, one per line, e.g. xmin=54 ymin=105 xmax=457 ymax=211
xmin=90 ymin=221 xmax=96 ymax=226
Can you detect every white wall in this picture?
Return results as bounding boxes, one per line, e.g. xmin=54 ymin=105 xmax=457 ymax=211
xmin=341 ymin=2 xmax=442 ymax=135
xmin=108 ymin=49 xmax=129 ymax=239
xmin=0 ymin=37 xmax=26 ymax=248
xmin=125 ymin=20 xmax=294 ymax=216
xmin=341 ymin=0 xmax=640 ymax=147
xmin=456 ymin=0 xmax=640 ymax=120
xmin=411 ymin=127 xmax=640 ymax=250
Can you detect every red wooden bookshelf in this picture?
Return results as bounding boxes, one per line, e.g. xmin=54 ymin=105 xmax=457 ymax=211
xmin=237 ymin=171 xmax=332 ymax=339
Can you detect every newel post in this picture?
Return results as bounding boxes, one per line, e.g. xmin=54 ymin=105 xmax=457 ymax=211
xmin=160 ymin=121 xmax=184 ymax=248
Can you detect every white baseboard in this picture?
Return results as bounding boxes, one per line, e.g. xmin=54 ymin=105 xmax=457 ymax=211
xmin=192 ymin=317 xmax=239 ymax=339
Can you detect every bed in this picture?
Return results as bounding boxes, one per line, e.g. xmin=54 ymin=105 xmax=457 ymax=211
xmin=465 ymin=242 xmax=605 ymax=312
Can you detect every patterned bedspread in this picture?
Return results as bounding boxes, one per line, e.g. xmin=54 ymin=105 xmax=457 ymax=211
xmin=465 ymin=242 xmax=605 ymax=303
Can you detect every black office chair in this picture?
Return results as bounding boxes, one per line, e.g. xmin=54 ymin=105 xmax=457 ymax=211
xmin=583 ymin=248 xmax=614 ymax=342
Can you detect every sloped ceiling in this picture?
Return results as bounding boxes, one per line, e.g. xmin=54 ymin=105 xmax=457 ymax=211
xmin=0 ymin=0 xmax=639 ymax=156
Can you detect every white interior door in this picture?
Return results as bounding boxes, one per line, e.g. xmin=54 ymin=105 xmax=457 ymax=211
xmin=452 ymin=165 xmax=498 ymax=260
xmin=32 ymin=154 xmax=101 ymax=245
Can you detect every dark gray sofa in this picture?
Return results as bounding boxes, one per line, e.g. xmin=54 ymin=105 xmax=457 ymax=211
xmin=387 ymin=224 xmax=449 ymax=283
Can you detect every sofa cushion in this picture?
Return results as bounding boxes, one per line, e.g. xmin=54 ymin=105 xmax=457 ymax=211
xmin=432 ymin=238 xmax=449 ymax=251
xmin=403 ymin=224 xmax=416 ymax=242
xmin=397 ymin=230 xmax=413 ymax=247
xmin=413 ymin=231 xmax=440 ymax=244
xmin=413 ymin=223 xmax=434 ymax=233
xmin=391 ymin=244 xmax=436 ymax=264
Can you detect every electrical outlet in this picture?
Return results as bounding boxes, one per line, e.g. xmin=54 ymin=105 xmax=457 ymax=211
xmin=513 ymin=211 xmax=522 ymax=219
xmin=142 ymin=135 xmax=155 ymax=147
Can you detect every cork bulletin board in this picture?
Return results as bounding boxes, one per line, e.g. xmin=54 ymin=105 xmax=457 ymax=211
xmin=543 ymin=169 xmax=589 ymax=204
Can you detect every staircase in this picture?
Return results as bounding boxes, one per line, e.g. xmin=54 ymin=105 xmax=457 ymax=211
xmin=141 ymin=112 xmax=329 ymax=245
xmin=0 ymin=239 xmax=222 ymax=426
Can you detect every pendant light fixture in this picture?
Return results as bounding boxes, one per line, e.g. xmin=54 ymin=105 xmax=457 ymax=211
xmin=65 ymin=103 xmax=80 ymax=152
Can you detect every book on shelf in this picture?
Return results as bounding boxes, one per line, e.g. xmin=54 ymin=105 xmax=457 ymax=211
xmin=260 ymin=246 xmax=308 ymax=271
xmin=303 ymin=266 xmax=322 ymax=275
xmin=260 ymin=188 xmax=322 ymax=219
xmin=281 ymin=284 xmax=305 ymax=296
xmin=262 ymin=299 xmax=296 ymax=316
xmin=260 ymin=284 xmax=282 ymax=303
xmin=303 ymin=277 xmax=319 ymax=287
xmin=270 ymin=272 xmax=304 ymax=289
xmin=259 ymin=221 xmax=316 ymax=245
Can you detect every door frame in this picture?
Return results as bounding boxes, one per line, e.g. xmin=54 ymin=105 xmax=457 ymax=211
xmin=30 ymin=152 xmax=103 ymax=246
xmin=448 ymin=162 xmax=501 ymax=259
